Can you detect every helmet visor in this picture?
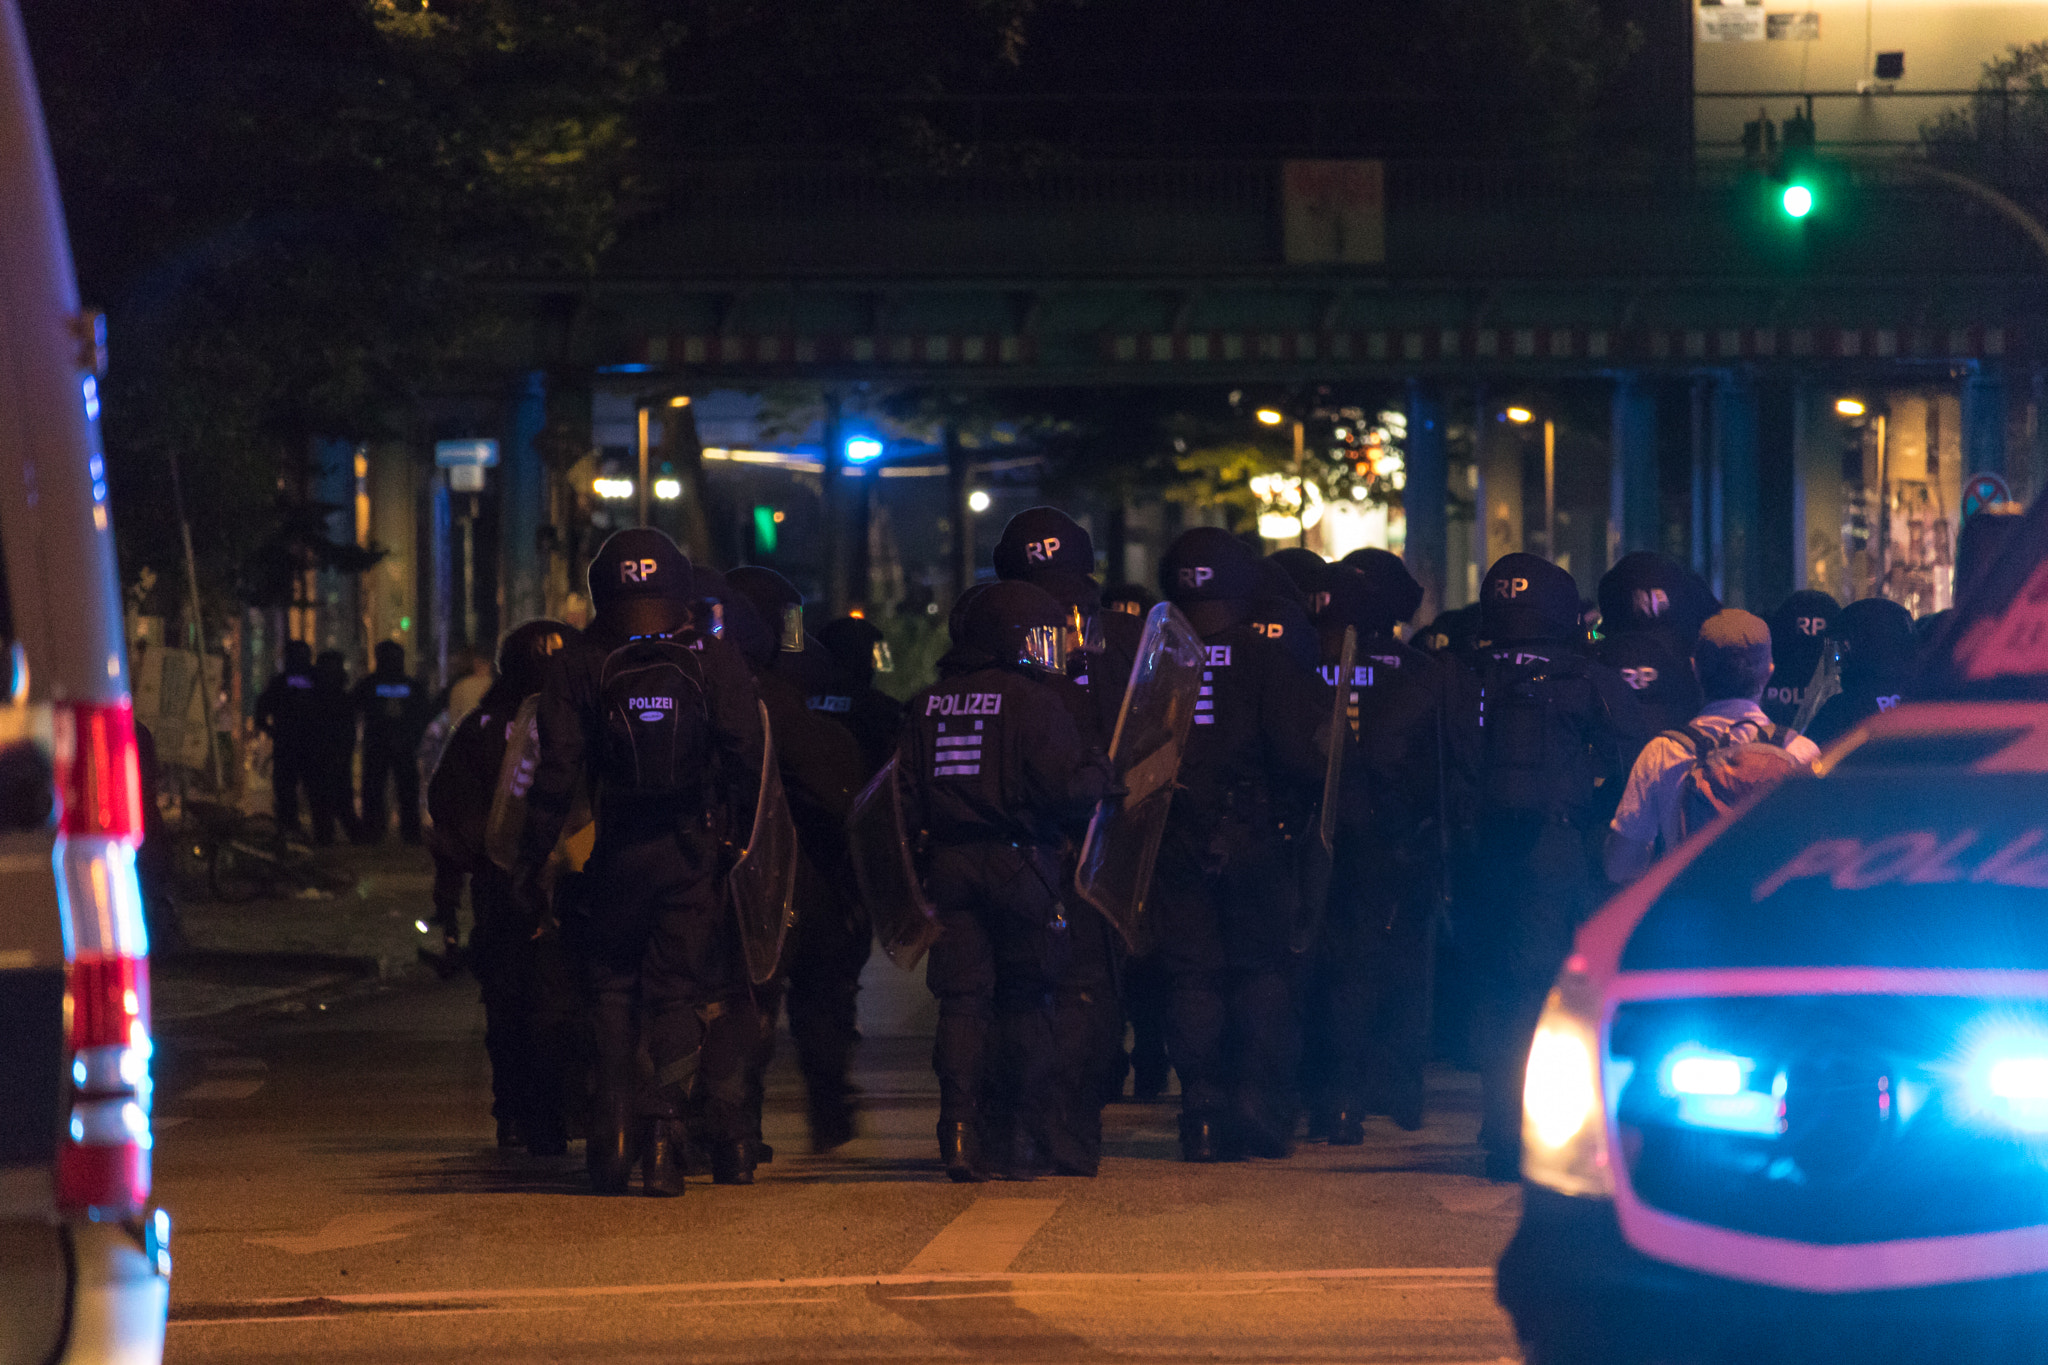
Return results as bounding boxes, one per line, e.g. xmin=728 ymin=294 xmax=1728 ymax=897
xmin=871 ymin=639 xmax=895 ymax=674
xmin=1019 ymin=624 xmax=1069 ymax=676
xmin=692 ymin=600 xmax=726 ymax=639
xmin=780 ymin=604 xmax=804 ymax=653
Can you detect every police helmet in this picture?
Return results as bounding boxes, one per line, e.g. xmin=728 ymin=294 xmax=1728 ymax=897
xmin=1481 ymin=553 xmax=1581 ymax=642
xmin=949 ymin=582 xmax=993 ymax=644
xmin=818 ymin=616 xmax=890 ymax=684
xmin=1162 ymin=527 xmax=1258 ymax=634
xmin=496 ymin=620 xmax=574 ymax=699
xmin=993 ymin=507 xmax=1095 ymax=582
xmin=1596 ymin=551 xmax=1720 ymax=645
xmin=373 ymin=640 xmax=407 ymax=675
xmin=726 ymin=565 xmax=806 ymax=653
xmin=1829 ymin=596 xmax=1916 ymax=678
xmin=283 ymin=640 xmax=313 ymax=673
xmin=1332 ymin=549 xmax=1425 ymax=634
xmin=587 ymin=529 xmax=691 ymax=637
xmin=693 ymin=566 xmax=776 ymax=671
xmin=1102 ymin=582 xmax=1156 ymax=618
xmin=1767 ymin=589 xmax=1840 ymax=681
xmin=963 ymin=580 xmax=1069 ymax=678
xmin=1269 ymin=548 xmax=1329 ymax=603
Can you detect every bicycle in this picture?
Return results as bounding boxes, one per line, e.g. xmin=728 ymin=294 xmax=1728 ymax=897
xmin=174 ymin=799 xmax=357 ymax=904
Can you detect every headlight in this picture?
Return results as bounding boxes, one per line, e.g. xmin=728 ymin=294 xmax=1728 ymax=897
xmin=1963 ymin=1025 xmax=2048 ymax=1135
xmin=1522 ymin=964 xmax=1614 ymax=1197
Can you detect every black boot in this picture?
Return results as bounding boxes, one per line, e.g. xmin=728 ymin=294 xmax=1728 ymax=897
xmin=587 ymin=1097 xmax=636 ymax=1195
xmin=524 ymin=1112 xmax=569 ymax=1158
xmin=710 ymin=1139 xmax=757 ymax=1186
xmin=1179 ymin=1115 xmax=1229 ymax=1163
xmin=1329 ymin=1112 xmax=1367 ymax=1146
xmin=807 ymin=1097 xmax=857 ymax=1154
xmin=938 ymin=1120 xmax=988 ymax=1183
xmin=642 ymin=1118 xmax=686 ymax=1197
xmin=495 ymin=1116 xmax=520 ymax=1150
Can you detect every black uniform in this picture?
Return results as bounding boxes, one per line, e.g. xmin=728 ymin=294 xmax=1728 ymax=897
xmin=717 ymin=568 xmax=870 ymax=1156
xmin=993 ymin=506 xmax=1141 ymax=1174
xmin=903 ymin=580 xmax=1111 ymax=1181
xmin=253 ymin=641 xmax=318 ymax=836
xmin=1803 ymin=595 xmax=1917 ymax=747
xmin=1450 ymin=554 xmax=1650 ymax=1179
xmin=814 ymin=616 xmax=908 ymax=781
xmin=1309 ymin=550 xmax=1445 ymax=1140
xmin=519 ymin=530 xmax=766 ymax=1195
xmin=352 ymin=641 xmax=431 ymax=844
xmin=1155 ymin=528 xmax=1328 ymax=1161
xmin=1590 ymin=552 xmax=1719 ymax=736
xmin=427 ymin=621 xmax=578 ymax=1154
xmin=1762 ymin=590 xmax=1842 ymax=726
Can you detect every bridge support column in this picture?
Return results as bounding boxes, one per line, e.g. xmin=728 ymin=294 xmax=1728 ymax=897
xmin=1404 ymin=380 xmax=1448 ymax=625
xmin=1963 ymin=367 xmax=2006 ymax=478
xmin=1608 ymin=373 xmax=1658 ymax=565
xmin=502 ymin=371 xmax=547 ymax=630
xmin=1713 ymin=372 xmax=1761 ymax=609
xmin=821 ymin=390 xmax=848 ymax=617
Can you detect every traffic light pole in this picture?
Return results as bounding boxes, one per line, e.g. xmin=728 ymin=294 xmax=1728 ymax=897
xmin=1906 ymin=163 xmax=2048 ymax=268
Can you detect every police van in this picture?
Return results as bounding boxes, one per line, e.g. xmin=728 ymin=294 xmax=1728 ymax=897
xmin=0 ymin=3 xmax=170 ymax=1361
xmin=1500 ymin=545 xmax=2048 ymax=1363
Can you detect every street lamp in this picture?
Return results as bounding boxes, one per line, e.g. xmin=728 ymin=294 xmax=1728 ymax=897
xmin=1255 ymin=408 xmax=1285 ymax=426
xmin=636 ymin=393 xmax=690 ymax=528
xmin=967 ymin=489 xmax=992 ymax=514
xmin=1835 ymin=397 xmax=1867 ymax=417
xmin=1505 ymin=407 xmax=1557 ymax=560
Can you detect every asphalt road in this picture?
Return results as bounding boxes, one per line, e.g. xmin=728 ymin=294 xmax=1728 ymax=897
xmin=155 ymin=970 xmax=1523 ymax=1364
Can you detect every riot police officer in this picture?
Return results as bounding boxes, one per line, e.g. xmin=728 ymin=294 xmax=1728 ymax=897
xmin=992 ymin=506 xmax=1141 ymax=1174
xmin=815 ymin=616 xmax=906 ymax=780
xmin=903 ymin=580 xmax=1112 ymax=1181
xmin=309 ymin=650 xmax=359 ymax=845
xmin=1312 ymin=550 xmax=1445 ymax=1140
xmin=517 ymin=529 xmax=766 ymax=1196
xmin=1453 ymin=553 xmax=1650 ymax=1179
xmin=1591 ymin=551 xmax=1719 ymax=735
xmin=254 ymin=641 xmax=318 ymax=838
xmin=352 ymin=641 xmax=431 ymax=844
xmin=703 ymin=566 xmax=868 ymax=1156
xmin=428 ymin=620 xmax=578 ymax=1154
xmin=1803 ymin=595 xmax=1917 ymax=747
xmin=1154 ymin=527 xmax=1328 ymax=1162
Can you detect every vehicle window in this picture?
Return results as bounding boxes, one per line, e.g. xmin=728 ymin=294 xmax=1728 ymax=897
xmin=1622 ymin=773 xmax=2048 ymax=972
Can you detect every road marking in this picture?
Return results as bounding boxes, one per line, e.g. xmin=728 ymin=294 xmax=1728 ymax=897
xmin=903 ymin=1197 xmax=1064 ymax=1274
xmin=184 ymin=1078 xmax=264 ymax=1101
xmin=247 ymin=1212 xmax=426 ymax=1255
xmin=203 ymin=1265 xmax=1496 ymax=1312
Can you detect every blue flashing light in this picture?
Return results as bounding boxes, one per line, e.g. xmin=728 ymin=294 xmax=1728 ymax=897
xmin=596 ymin=363 xmax=657 ymax=375
xmin=1965 ymin=1028 xmax=2048 ymax=1134
xmin=1660 ymin=1046 xmax=1781 ymax=1137
xmin=845 ymin=437 xmax=884 ymax=464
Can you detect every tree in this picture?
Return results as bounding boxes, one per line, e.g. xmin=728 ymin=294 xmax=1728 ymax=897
xmin=1924 ymin=40 xmax=2048 ymax=197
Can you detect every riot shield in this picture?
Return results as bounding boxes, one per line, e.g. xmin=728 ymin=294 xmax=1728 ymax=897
xmin=847 ymin=755 xmax=940 ymax=970
xmin=1291 ymin=626 xmax=1355 ymax=954
xmin=1073 ymin=601 xmax=1207 ymax=951
xmin=729 ymin=701 xmax=800 ymax=984
xmin=485 ymin=695 xmax=543 ymax=873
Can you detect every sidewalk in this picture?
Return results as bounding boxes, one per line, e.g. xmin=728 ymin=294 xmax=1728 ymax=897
xmin=154 ymin=841 xmax=444 ymax=1024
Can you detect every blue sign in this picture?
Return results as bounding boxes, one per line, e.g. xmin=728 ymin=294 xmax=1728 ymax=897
xmin=434 ymin=438 xmax=499 ymax=468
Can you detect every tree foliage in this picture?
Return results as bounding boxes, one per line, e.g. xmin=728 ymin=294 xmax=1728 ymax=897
xmin=1924 ymin=40 xmax=2048 ymax=194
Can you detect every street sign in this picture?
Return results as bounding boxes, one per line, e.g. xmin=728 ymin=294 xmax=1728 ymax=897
xmin=434 ymin=438 xmax=499 ymax=468
xmin=1962 ymin=472 xmax=2013 ymax=521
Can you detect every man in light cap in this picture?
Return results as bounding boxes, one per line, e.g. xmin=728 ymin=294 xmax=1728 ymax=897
xmin=517 ymin=528 xmax=766 ymax=1195
xmin=1606 ymin=608 xmax=1819 ymax=885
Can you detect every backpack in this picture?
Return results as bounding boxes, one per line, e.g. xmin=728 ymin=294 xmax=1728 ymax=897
xmin=597 ymin=637 xmax=711 ymax=799
xmin=1476 ymin=651 xmax=1596 ymax=820
xmin=1668 ymin=720 xmax=1802 ymax=842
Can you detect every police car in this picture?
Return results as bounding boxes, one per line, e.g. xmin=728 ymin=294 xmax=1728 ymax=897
xmin=0 ymin=5 xmax=169 ymax=1362
xmin=1500 ymin=686 xmax=2048 ymax=1364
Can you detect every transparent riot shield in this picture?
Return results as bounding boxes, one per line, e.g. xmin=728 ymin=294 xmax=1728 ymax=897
xmin=847 ymin=755 xmax=940 ymax=970
xmin=729 ymin=702 xmax=800 ymax=984
xmin=1073 ymin=601 xmax=1207 ymax=950
xmin=1291 ymin=626 xmax=1355 ymax=954
xmin=485 ymin=695 xmax=543 ymax=873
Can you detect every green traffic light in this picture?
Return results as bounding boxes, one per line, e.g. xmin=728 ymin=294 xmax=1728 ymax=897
xmin=1782 ymin=183 xmax=1814 ymax=218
